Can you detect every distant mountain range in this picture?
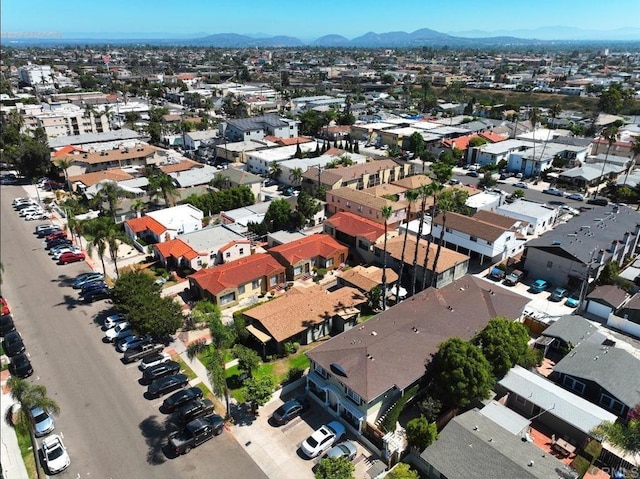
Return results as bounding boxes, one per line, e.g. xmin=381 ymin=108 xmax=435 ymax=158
xmin=3 ymin=26 xmax=640 ymax=47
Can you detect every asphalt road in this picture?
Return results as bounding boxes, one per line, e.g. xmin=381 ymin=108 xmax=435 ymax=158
xmin=1 ymin=185 xmax=267 ymax=479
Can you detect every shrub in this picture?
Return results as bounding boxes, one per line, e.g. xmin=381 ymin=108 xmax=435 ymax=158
xmin=286 ymin=367 xmax=304 ymax=383
xmin=316 ymin=268 xmax=327 ymax=279
xmin=382 ymin=385 xmax=419 ymax=433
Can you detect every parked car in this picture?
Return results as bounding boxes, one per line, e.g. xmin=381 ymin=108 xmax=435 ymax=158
xmin=51 ymin=246 xmax=81 ymax=259
xmin=34 ymin=223 xmax=54 ymax=234
xmin=37 ymin=226 xmax=62 ymax=238
xmin=0 ymin=314 xmax=15 ymax=335
xmin=503 ymin=270 xmax=524 ymax=286
xmin=103 ymin=313 xmax=126 ymax=330
xmin=83 ymin=287 xmax=111 ymax=303
xmin=31 ymin=407 xmax=55 ymax=437
xmin=9 ymin=352 xmax=33 ymax=378
xmin=543 ymin=188 xmax=565 ymax=197
xmin=169 ymin=414 xmax=225 ymax=455
xmin=122 ymin=343 xmax=164 ymax=364
xmin=300 ymin=421 xmax=345 ymax=458
xmin=139 ymin=351 xmax=171 ymax=370
xmin=80 ymin=281 xmax=109 ymax=298
xmin=73 ymin=272 xmax=104 ymax=289
xmin=58 ymin=251 xmax=86 ymax=264
xmin=41 ymin=434 xmax=70 ymax=474
xmin=147 ymin=373 xmax=189 ymax=398
xmin=142 ymin=360 xmax=181 ymax=384
xmin=271 ymin=397 xmax=309 ymax=426
xmin=19 ymin=206 xmax=44 ymax=218
xmin=24 ymin=210 xmax=48 ymax=221
xmin=449 ymin=178 xmax=461 ymax=185
xmin=2 ymin=331 xmax=25 ymax=356
xmin=45 ymin=231 xmax=67 ymax=242
xmin=565 ymin=294 xmax=580 ymax=308
xmin=45 ymin=238 xmax=72 ymax=250
xmin=529 ymin=279 xmax=549 ymax=293
xmin=550 ymin=287 xmax=568 ymax=302
xmin=513 ymin=182 xmax=528 ymax=189
xmin=324 ymin=440 xmax=358 ymax=461
xmin=489 ymin=267 xmax=506 ymax=281
xmin=566 ymin=193 xmax=584 ymax=201
xmin=177 ymin=398 xmax=215 ymax=424
xmin=162 ymin=387 xmax=204 ymax=413
xmin=466 ymin=171 xmax=479 ymax=177
xmin=104 ymin=322 xmax=132 ymax=342
xmin=587 ymin=197 xmax=609 ymax=206
xmin=116 ymin=335 xmax=152 ymax=353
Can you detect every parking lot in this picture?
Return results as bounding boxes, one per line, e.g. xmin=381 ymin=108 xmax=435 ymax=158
xmin=231 ymin=388 xmax=379 ymax=479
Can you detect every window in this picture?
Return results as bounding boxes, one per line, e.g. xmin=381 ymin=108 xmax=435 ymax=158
xmin=326 ymin=258 xmax=334 ymax=268
xmin=515 ymin=394 xmax=527 ymax=405
xmin=294 ymin=266 xmax=303 ymax=276
xmin=358 ymin=240 xmax=367 ymax=251
xmin=600 ymin=393 xmax=625 ymax=414
xmin=345 ymin=387 xmax=362 ymax=405
xmin=445 ymin=227 xmax=451 ymax=233
xmin=546 ymin=261 xmax=553 ymax=269
xmin=197 ymin=259 xmax=203 ymax=266
xmin=239 ymin=248 xmax=244 ymax=254
xmin=209 ymin=252 xmax=216 ymax=259
xmin=563 ymin=376 xmax=585 ymax=395
xmin=219 ymin=292 xmax=235 ymax=305
xmin=315 ymin=364 xmax=328 ymax=379
xmin=226 ymin=252 xmax=231 ymax=258
xmin=470 ymin=236 xmax=478 ymax=242
xmin=238 ymin=284 xmax=245 ymax=294
xmin=269 ymin=275 xmax=277 ymax=286
xmin=252 ymin=279 xmax=260 ymax=289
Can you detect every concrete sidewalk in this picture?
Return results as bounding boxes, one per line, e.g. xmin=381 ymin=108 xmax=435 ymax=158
xmin=1 ymin=380 xmax=29 ymax=479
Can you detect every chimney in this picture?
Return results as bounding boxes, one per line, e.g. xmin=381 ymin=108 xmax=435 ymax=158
xmin=596 ymin=249 xmax=605 ymax=264
xmin=610 ymin=240 xmax=619 ymax=255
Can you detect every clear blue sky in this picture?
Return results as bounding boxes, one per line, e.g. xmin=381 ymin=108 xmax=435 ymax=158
xmin=3 ymin=0 xmax=639 ymax=40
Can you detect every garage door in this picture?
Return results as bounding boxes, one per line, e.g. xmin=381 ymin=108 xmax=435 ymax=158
xmin=586 ymin=300 xmax=612 ymax=319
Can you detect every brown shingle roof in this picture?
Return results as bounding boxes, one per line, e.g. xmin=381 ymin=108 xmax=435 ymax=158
xmin=59 ymin=144 xmax=156 ymax=165
xmin=587 ymin=285 xmax=629 ymax=308
xmin=383 ymin=236 xmax=468 ymax=273
xmin=158 ymin=159 xmax=203 ymax=174
xmin=329 ymin=187 xmax=407 ymax=212
xmin=391 ymin=175 xmax=433 ymax=190
xmin=306 ymin=275 xmax=529 ymax=402
xmin=432 ymin=211 xmax=509 ymax=243
xmin=244 ymin=285 xmax=366 ymax=343
xmin=68 ymin=169 xmax=134 ymax=187
xmin=473 ymin=210 xmax=523 ymax=230
xmin=339 ymin=265 xmax=398 ymax=292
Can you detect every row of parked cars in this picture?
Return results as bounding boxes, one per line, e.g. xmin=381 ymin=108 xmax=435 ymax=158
xmin=13 ymin=196 xmax=49 ymax=221
xmin=0 ymin=295 xmax=71 ymax=474
xmin=80 ymin=278 xmax=226 ymax=456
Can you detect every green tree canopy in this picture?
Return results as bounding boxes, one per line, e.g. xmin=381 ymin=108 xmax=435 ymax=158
xmin=591 ymin=404 xmax=640 ymax=456
xmin=243 ymin=375 xmax=277 ymax=411
xmin=386 ymin=463 xmax=419 ymax=479
xmin=314 ymin=456 xmax=355 ymax=479
xmin=429 ymin=161 xmax=454 ymax=184
xmin=406 ymin=416 xmax=438 ymax=450
xmin=409 ymin=131 xmax=426 ymax=156
xmin=296 ymin=190 xmax=322 ymax=225
xmin=264 ymin=198 xmax=292 ymax=232
xmin=474 ymin=317 xmax=535 ymax=378
xmin=233 ymin=344 xmax=261 ymax=377
xmin=433 ymin=337 xmax=494 ymax=408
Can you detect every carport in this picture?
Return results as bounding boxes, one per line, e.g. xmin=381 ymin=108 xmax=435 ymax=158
xmin=246 ymin=324 xmax=272 ymax=357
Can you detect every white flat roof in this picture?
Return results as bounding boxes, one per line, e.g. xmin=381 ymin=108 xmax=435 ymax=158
xmin=248 ymin=142 xmax=320 ymax=162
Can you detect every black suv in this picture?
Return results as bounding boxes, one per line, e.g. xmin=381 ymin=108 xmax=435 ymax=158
xmin=162 ymin=387 xmax=204 ymax=413
xmin=2 ymin=331 xmax=25 ymax=357
xmin=1 ymin=314 xmax=15 ymax=336
xmin=177 ymin=399 xmax=215 ymax=424
xmin=587 ymin=197 xmax=608 ymax=206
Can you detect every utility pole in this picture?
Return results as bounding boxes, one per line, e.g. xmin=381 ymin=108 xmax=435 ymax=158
xmin=578 ymin=249 xmax=597 ymax=312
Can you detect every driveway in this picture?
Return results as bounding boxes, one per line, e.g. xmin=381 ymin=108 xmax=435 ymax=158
xmin=230 ymin=388 xmax=378 ymax=479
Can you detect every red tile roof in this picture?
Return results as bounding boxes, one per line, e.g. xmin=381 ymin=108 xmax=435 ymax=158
xmin=218 ymin=239 xmax=251 ymax=253
xmin=325 ymin=212 xmax=386 ymax=241
xmin=480 ymin=131 xmax=508 ymax=143
xmin=189 ymin=254 xmax=285 ymax=295
xmin=52 ymin=145 xmax=87 ymax=157
xmin=154 ymin=238 xmax=199 ymax=261
xmin=263 ymin=135 xmax=313 ymax=146
xmin=126 ymin=215 xmax=167 ymax=236
xmin=269 ymin=234 xmax=347 ymax=265
xmin=441 ymin=134 xmax=478 ymax=150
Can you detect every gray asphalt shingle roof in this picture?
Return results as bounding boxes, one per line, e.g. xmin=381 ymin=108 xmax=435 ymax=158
xmin=553 ymin=342 xmax=640 ymax=408
xmin=420 ymin=409 xmax=578 ymax=479
xmin=541 ymin=315 xmax=597 ymax=347
xmin=526 ymin=205 xmax=639 ymax=265
xmin=227 ymin=114 xmax=288 ymax=132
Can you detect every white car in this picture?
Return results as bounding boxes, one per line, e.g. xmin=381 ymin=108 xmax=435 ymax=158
xmin=19 ymin=207 xmax=43 ymax=217
xmin=105 ymin=322 xmax=133 ymax=342
xmin=116 ymin=335 xmax=151 ymax=353
xmin=513 ymin=182 xmax=528 ymax=189
xmin=24 ymin=211 xmax=48 ymax=221
xmin=566 ymin=193 xmax=584 ymax=201
xmin=139 ymin=351 xmax=171 ymax=370
xmin=300 ymin=421 xmax=345 ymax=458
xmin=103 ymin=313 xmax=126 ymax=330
xmin=35 ymin=223 xmax=54 ymax=234
xmin=41 ymin=434 xmax=70 ymax=474
xmin=52 ymin=246 xmax=81 ymax=260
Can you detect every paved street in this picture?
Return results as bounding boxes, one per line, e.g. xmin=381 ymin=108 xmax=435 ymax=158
xmin=1 ymin=184 xmax=267 ymax=479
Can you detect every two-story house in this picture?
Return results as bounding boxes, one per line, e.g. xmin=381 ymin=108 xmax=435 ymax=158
xmin=496 ymin=199 xmax=558 ymax=236
xmin=305 ymin=275 xmax=529 ymax=434
xmin=323 ymin=212 xmax=388 ymax=264
xmin=326 ymin=187 xmax=408 ymax=229
xmin=268 ymin=234 xmax=348 ymax=281
xmin=222 ymin=114 xmax=298 ymax=142
xmin=55 ymin=144 xmax=158 ymax=177
xmin=302 ymin=159 xmax=412 ymax=193
xmin=124 ymin=204 xmax=204 ymax=244
xmin=188 ymin=253 xmax=286 ymax=310
xmin=430 ymin=210 xmax=528 ymax=265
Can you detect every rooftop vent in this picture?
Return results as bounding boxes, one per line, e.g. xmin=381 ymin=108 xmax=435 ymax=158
xmin=370 ymin=331 xmax=377 ymax=336
xmin=330 ymin=363 xmax=348 ymax=378
xmin=552 ymin=240 xmax=562 ymax=244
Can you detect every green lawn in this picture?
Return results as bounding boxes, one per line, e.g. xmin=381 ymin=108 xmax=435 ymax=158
xmin=14 ymin=421 xmax=37 ymax=478
xmin=172 ymin=354 xmax=198 ymax=381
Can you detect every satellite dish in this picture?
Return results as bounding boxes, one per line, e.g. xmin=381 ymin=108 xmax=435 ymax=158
xmin=330 ymin=363 xmax=348 ymax=378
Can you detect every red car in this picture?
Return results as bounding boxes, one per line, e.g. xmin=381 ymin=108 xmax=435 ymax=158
xmin=45 ymin=231 xmax=67 ymax=242
xmin=0 ymin=297 xmax=9 ymax=315
xmin=58 ymin=252 xmax=86 ymax=264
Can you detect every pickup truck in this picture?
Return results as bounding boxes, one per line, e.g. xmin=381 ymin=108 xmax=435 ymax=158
xmin=169 ymin=414 xmax=225 ymax=454
xmin=503 ymin=270 xmax=524 ymax=286
xmin=122 ymin=343 xmax=164 ymax=364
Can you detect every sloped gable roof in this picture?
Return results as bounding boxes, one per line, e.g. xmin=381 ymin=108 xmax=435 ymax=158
xmin=154 ymin=238 xmax=199 ymax=261
xmin=325 ymin=212 xmax=386 ymax=242
xmin=269 ymin=234 xmax=347 ymax=265
xmin=125 ymin=215 xmax=167 ymax=236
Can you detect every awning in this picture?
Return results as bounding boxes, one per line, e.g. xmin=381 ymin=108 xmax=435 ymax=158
xmin=246 ymin=325 xmax=272 ymax=344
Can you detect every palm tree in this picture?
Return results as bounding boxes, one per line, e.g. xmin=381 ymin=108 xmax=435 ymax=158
xmin=595 ymin=126 xmax=620 ymax=197
xmin=87 ymin=226 xmax=109 ymax=276
xmin=269 ymin=163 xmax=282 ymax=180
xmin=431 ymin=194 xmax=456 ymax=288
xmin=420 ymin=181 xmax=445 ymax=291
xmin=55 ymin=157 xmax=72 ymax=190
xmin=410 ymin=185 xmax=430 ymax=296
xmin=380 ymin=205 xmax=393 ymax=311
xmin=289 ymin=167 xmax=303 ymax=186
xmin=529 ymin=107 xmax=540 ymax=176
xmin=549 ymin=104 xmax=561 ymax=128
xmin=623 ymin=136 xmax=640 ymax=186
xmin=148 ymin=171 xmax=178 ymax=207
xmin=4 ymin=377 xmax=60 ymax=479
xmin=396 ymin=190 xmax=419 ymax=302
xmin=131 ymin=198 xmax=148 ymax=218
xmin=94 ymin=181 xmax=125 ymax=221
